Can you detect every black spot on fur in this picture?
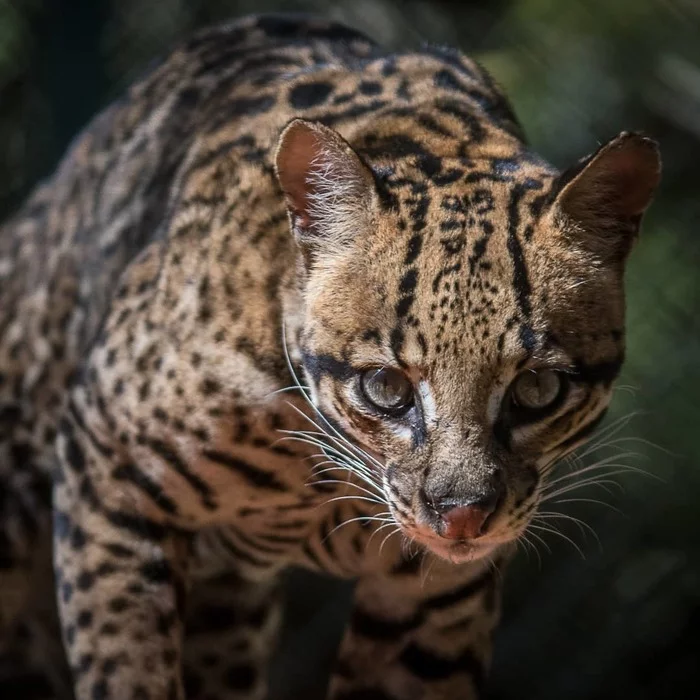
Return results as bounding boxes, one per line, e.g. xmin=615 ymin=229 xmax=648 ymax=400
xmin=434 ymin=68 xmax=465 ymax=93
xmin=65 ymin=435 xmax=86 ymax=473
xmin=140 ymin=559 xmax=174 ymax=585
xmin=400 ymin=643 xmax=484 ymax=687
xmin=362 ymin=328 xmax=382 ymax=344
xmin=359 ymin=80 xmax=382 ymax=96
xmin=91 ymin=680 xmax=109 ymax=700
xmin=289 ymin=81 xmax=333 ymax=108
xmin=417 ymin=154 xmax=442 ymax=179
xmin=77 ymin=610 xmax=93 ymax=628
xmin=200 ymin=378 xmax=221 ymax=395
xmin=76 ymin=571 xmax=94 ymax=590
xmin=208 ymin=95 xmax=276 ymax=131
xmin=109 ymin=597 xmax=130 ymax=613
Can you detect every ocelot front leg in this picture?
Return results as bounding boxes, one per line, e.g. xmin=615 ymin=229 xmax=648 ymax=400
xmin=183 ymin=568 xmax=282 ymax=700
xmin=53 ymin=413 xmax=192 ymax=700
xmin=329 ymin=561 xmax=501 ymax=700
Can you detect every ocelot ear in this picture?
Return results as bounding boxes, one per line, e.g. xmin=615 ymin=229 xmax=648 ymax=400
xmin=275 ymin=119 xmax=374 ymax=265
xmin=553 ymin=132 xmax=661 ymax=260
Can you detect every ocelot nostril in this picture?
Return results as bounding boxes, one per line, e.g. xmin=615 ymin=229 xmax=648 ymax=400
xmin=430 ymin=487 xmax=504 ymax=541
xmin=440 ymin=503 xmax=491 ymax=540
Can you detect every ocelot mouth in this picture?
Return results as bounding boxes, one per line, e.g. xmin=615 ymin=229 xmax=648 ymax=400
xmin=426 ymin=537 xmax=498 ymax=564
xmin=395 ymin=517 xmax=501 ymax=564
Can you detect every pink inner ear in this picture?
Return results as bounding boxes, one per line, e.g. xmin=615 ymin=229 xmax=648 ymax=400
xmin=596 ymin=143 xmax=661 ymax=218
xmin=276 ymin=123 xmax=326 ymax=229
xmin=561 ymin=135 xmax=661 ymax=227
xmin=275 ymin=119 xmax=373 ymax=249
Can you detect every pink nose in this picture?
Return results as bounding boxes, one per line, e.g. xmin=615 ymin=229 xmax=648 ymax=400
xmin=440 ymin=502 xmax=496 ymax=540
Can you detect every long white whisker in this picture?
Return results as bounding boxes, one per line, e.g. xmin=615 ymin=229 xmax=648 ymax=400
xmin=322 ymin=495 xmax=387 ymax=507
xmin=276 ymin=432 xmax=352 ymax=463
xmin=310 ymin=464 xmax=381 ymax=488
xmin=277 ymin=430 xmax=382 ymax=492
xmin=280 ymin=326 xmax=386 ymax=470
xmin=550 ymin=497 xmax=623 ymax=513
xmin=267 ymin=384 xmax=311 ymax=397
xmin=379 ymin=527 xmax=402 ymax=556
xmin=309 ymin=479 xmax=386 ymax=503
xmin=281 ymin=406 xmax=384 ymax=483
xmin=542 ymin=457 xmax=657 ymax=490
xmin=368 ymin=520 xmax=399 ymax=547
xmin=533 ymin=511 xmax=601 ymax=547
xmin=324 ymin=514 xmax=394 ymax=540
xmin=420 ymin=554 xmax=437 ymax=589
xmin=523 ymin=529 xmax=551 ymax=557
xmin=278 ymin=424 xmax=369 ymax=471
xmin=517 ymin=533 xmax=542 ymax=569
xmin=527 ymin=523 xmax=586 ymax=559
xmin=542 ymin=471 xmax=634 ymax=500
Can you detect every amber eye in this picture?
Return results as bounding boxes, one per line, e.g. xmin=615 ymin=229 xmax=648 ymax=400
xmin=511 ymin=369 xmax=563 ymax=411
xmin=360 ymin=367 xmax=414 ymax=413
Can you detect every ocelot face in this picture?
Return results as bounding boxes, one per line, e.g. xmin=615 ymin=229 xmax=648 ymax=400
xmin=276 ymin=119 xmax=660 ymax=563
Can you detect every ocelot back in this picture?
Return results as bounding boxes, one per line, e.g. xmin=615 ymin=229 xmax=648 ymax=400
xmin=0 ymin=13 xmax=660 ymax=700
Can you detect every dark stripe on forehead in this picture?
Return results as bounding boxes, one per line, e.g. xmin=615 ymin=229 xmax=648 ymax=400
xmin=505 ymin=180 xmax=546 ymax=352
xmin=506 ymin=184 xmax=532 ymax=319
xmin=390 ymin=327 xmax=406 ymax=364
xmin=396 ymin=267 xmax=418 ymax=318
xmin=404 ymin=234 xmax=423 ymax=265
xmin=519 ymin=324 xmax=536 ymax=352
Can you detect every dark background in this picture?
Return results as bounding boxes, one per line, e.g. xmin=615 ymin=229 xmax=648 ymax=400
xmin=1 ymin=0 xmax=699 ymax=698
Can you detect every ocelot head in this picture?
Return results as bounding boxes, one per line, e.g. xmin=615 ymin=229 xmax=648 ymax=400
xmin=275 ymin=118 xmax=660 ymax=563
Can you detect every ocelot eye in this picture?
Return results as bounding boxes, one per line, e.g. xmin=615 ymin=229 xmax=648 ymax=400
xmin=511 ymin=369 xmax=563 ymax=411
xmin=360 ymin=367 xmax=414 ymax=414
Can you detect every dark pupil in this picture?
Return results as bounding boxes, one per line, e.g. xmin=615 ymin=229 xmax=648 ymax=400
xmin=371 ymin=369 xmax=408 ymax=407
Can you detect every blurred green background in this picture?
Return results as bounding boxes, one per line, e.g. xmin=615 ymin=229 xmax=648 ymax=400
xmin=1 ymin=0 xmax=699 ymax=698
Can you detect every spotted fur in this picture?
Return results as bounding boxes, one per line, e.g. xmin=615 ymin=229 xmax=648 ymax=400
xmin=0 ymin=13 xmax=660 ymax=700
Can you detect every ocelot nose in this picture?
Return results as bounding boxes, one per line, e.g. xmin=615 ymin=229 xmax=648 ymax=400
xmin=432 ymin=490 xmax=502 ymax=541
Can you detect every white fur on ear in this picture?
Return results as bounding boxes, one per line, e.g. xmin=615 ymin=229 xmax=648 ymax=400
xmin=275 ymin=119 xmax=374 ymax=263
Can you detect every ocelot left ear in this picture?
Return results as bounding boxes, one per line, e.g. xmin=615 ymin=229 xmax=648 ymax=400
xmin=274 ymin=118 xmax=375 ymax=267
xmin=553 ymin=131 xmax=661 ymax=260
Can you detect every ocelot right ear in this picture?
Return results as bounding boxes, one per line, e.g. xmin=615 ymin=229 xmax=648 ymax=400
xmin=274 ymin=119 xmax=375 ymax=267
xmin=552 ymin=131 xmax=661 ymax=261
